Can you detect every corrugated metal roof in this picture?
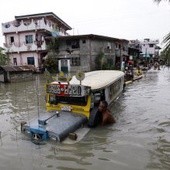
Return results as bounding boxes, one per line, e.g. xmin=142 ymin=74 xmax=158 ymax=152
xmin=60 ymin=34 xmax=129 ymax=42
xmin=0 ymin=65 xmax=36 ymax=72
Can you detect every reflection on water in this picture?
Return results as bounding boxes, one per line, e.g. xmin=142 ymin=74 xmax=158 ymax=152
xmin=0 ymin=68 xmax=170 ymax=170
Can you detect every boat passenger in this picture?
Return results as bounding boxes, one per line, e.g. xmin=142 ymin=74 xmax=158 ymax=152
xmin=136 ymin=66 xmax=142 ymax=76
xmin=98 ymin=100 xmax=116 ymax=126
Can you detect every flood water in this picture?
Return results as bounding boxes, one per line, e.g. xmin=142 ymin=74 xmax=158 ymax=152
xmin=0 ymin=67 xmax=170 ymax=170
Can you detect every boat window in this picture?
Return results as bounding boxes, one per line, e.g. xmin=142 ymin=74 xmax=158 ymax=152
xmin=49 ymin=95 xmax=57 ymax=104
xmin=93 ymin=90 xmax=105 ymax=106
xmin=58 ymin=96 xmax=88 ymax=106
xmin=94 ymin=93 xmax=101 ymax=105
xmin=49 ymin=95 xmax=88 ymax=106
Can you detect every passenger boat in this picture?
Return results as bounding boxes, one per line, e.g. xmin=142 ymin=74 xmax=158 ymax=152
xmin=21 ymin=70 xmax=124 ymax=143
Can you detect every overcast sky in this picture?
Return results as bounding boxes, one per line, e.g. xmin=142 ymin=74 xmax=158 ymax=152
xmin=0 ymin=0 xmax=170 ymax=47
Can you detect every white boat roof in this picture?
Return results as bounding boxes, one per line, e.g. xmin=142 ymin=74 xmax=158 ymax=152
xmin=70 ymin=70 xmax=124 ymax=90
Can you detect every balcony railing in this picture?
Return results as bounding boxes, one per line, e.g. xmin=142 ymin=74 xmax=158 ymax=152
xmin=2 ymin=18 xmax=68 ymax=36
xmin=4 ymin=41 xmax=47 ymax=53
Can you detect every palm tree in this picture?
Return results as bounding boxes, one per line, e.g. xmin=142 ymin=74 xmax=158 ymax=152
xmin=163 ymin=32 xmax=170 ymax=53
xmin=154 ymin=0 xmax=170 ymax=64
xmin=162 ymin=33 xmax=170 ymax=65
xmin=154 ymin=0 xmax=170 ymax=3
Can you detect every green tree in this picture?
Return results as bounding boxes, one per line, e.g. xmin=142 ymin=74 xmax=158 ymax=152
xmin=160 ymin=45 xmax=170 ymax=65
xmin=0 ymin=47 xmax=9 ymax=66
xmin=95 ymin=52 xmax=106 ymax=70
xmin=162 ymin=32 xmax=170 ymax=65
xmin=154 ymin=0 xmax=170 ymax=3
xmin=47 ymin=37 xmax=60 ymax=54
xmin=44 ymin=38 xmax=60 ymax=73
xmin=154 ymin=0 xmax=170 ymax=64
xmin=95 ymin=52 xmax=114 ymax=70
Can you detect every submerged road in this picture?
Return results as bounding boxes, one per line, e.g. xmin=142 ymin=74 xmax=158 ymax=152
xmin=0 ymin=67 xmax=170 ymax=170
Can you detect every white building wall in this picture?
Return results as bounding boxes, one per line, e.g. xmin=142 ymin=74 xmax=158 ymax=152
xmin=10 ymin=53 xmax=20 ymax=65
xmin=5 ymin=31 xmax=36 ymax=46
xmin=141 ymin=44 xmax=156 ymax=55
xmin=141 ymin=39 xmax=159 ymax=57
xmin=10 ymin=52 xmax=39 ymax=67
xmin=5 ymin=33 xmax=19 ymax=46
xmin=19 ymin=32 xmax=36 ymax=46
xmin=21 ymin=52 xmax=39 ymax=67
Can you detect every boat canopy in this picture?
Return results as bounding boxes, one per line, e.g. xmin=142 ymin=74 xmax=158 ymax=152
xmin=70 ymin=70 xmax=124 ymax=91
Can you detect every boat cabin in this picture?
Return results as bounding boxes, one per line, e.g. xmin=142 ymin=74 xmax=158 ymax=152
xmin=46 ymin=82 xmax=91 ymax=117
xmin=46 ymin=70 xmax=125 ymax=118
xmin=21 ymin=70 xmax=124 ymax=143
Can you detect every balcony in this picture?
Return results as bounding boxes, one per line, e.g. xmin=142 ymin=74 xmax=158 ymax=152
xmin=4 ymin=41 xmax=47 ymax=53
xmin=2 ymin=18 xmax=67 ymax=36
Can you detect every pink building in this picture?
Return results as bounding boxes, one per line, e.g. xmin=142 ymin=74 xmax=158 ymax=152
xmin=1 ymin=12 xmax=71 ymax=71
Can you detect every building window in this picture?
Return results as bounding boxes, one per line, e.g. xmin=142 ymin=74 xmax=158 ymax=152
xmin=25 ymin=35 xmax=33 ymax=44
xmin=66 ymin=40 xmax=71 ymax=46
xmin=10 ymin=36 xmax=14 ymax=43
xmin=71 ymin=40 xmax=79 ymax=49
xmin=66 ymin=39 xmax=80 ymax=49
xmin=82 ymin=40 xmax=86 ymax=44
xmin=27 ymin=57 xmax=35 ymax=65
xmin=71 ymin=57 xmax=80 ymax=66
xmin=13 ymin=58 xmax=17 ymax=65
xmin=149 ymin=44 xmax=154 ymax=48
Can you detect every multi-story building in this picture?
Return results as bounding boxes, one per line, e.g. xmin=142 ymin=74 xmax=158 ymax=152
xmin=140 ymin=38 xmax=160 ymax=58
xmin=128 ymin=39 xmax=142 ymax=66
xmin=128 ymin=39 xmax=161 ymax=66
xmin=56 ymin=34 xmax=129 ymax=72
xmin=1 ymin=12 xmax=71 ymax=71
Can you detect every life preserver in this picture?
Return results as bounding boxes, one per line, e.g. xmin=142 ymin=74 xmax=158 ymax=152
xmin=32 ymin=133 xmax=42 ymax=140
xmin=31 ymin=133 xmax=47 ymax=145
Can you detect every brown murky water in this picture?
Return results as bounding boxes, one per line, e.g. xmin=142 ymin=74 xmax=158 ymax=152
xmin=0 ymin=67 xmax=170 ymax=170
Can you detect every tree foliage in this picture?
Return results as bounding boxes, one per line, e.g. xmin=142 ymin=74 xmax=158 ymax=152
xmin=0 ymin=47 xmax=10 ymax=66
xmin=95 ymin=52 xmax=114 ymax=70
xmin=154 ymin=0 xmax=170 ymax=64
xmin=43 ymin=52 xmax=58 ymax=73
xmin=47 ymin=37 xmax=60 ymax=54
xmin=163 ymin=32 xmax=170 ymax=53
xmin=44 ymin=38 xmax=60 ymax=73
xmin=95 ymin=52 xmax=106 ymax=70
xmin=160 ymin=42 xmax=170 ymax=65
xmin=154 ymin=0 xmax=170 ymax=3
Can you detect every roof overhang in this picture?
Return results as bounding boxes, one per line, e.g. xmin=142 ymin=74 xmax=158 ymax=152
xmin=15 ymin=12 xmax=72 ymax=30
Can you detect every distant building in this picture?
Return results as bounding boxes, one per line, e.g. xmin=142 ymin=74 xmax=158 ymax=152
xmin=128 ymin=40 xmax=142 ymax=66
xmin=1 ymin=12 xmax=71 ymax=71
xmin=1 ymin=12 xmax=129 ymax=73
xmin=140 ymin=38 xmax=160 ymax=59
xmin=128 ymin=39 xmax=161 ymax=66
xmin=55 ymin=34 xmax=129 ymax=72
